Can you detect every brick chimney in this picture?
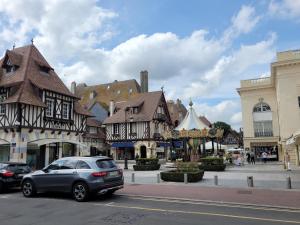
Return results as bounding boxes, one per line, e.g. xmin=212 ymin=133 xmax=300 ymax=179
xmin=140 ymin=70 xmax=148 ymax=93
xmin=70 ymin=81 xmax=76 ymax=94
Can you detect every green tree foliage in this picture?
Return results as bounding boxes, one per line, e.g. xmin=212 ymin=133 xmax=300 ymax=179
xmin=213 ymin=121 xmax=231 ymax=135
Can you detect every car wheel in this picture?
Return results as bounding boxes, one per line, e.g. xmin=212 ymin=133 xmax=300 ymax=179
xmin=22 ymin=180 xmax=36 ymax=197
xmin=73 ymin=182 xmax=89 ymax=202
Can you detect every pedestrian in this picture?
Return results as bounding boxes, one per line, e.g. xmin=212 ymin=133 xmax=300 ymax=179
xmin=284 ymin=152 xmax=291 ymax=171
xmin=250 ymin=150 xmax=255 ymax=164
xmin=262 ymin=151 xmax=268 ymax=163
xmin=135 ymin=153 xmax=139 ymax=159
xmin=246 ymin=152 xmax=251 ymax=164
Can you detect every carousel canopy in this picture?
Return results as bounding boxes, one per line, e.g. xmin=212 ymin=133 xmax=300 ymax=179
xmin=175 ymin=100 xmax=209 ymax=131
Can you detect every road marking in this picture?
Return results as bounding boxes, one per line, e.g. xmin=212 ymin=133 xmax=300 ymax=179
xmin=117 ymin=193 xmax=300 ymax=211
xmin=118 ymin=195 xmax=300 ymax=213
xmin=95 ymin=203 xmax=300 ymax=224
xmin=0 ymin=195 xmax=12 ymax=199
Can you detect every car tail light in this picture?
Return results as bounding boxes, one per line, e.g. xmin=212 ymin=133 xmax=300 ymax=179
xmin=92 ymin=171 xmax=108 ymax=177
xmin=1 ymin=170 xmax=14 ymax=177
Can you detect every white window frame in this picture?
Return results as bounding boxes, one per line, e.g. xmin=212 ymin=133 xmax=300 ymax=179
xmin=0 ymin=93 xmax=7 ymax=115
xmin=46 ymin=98 xmax=54 ymax=117
xmin=113 ymin=124 xmax=119 ymax=135
xmin=62 ymin=102 xmax=70 ymax=120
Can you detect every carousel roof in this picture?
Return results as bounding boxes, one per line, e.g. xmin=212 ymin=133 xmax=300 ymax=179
xmin=175 ymin=100 xmax=209 ymax=131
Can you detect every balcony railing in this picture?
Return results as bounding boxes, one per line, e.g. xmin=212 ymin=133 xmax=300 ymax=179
xmin=254 ymin=131 xmax=273 ymax=137
xmin=240 ymin=77 xmax=271 ymax=88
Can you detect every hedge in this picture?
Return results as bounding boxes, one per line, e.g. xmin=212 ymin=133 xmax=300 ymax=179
xmin=133 ymin=164 xmax=161 ymax=171
xmin=135 ymin=158 xmax=159 ymax=165
xmin=199 ymin=157 xmax=226 ymax=171
xmin=133 ymin=158 xmax=160 ymax=171
xmin=160 ymin=170 xmax=204 ymax=182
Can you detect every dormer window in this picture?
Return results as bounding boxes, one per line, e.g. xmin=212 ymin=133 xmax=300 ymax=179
xmin=40 ymin=66 xmax=50 ymax=75
xmin=0 ymin=93 xmax=7 ymax=115
xmin=117 ymin=90 xmax=121 ymax=95
xmin=129 ymin=88 xmax=133 ymax=94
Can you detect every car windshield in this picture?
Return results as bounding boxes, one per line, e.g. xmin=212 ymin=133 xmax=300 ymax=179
xmin=96 ymin=159 xmax=117 ymax=169
xmin=0 ymin=163 xmax=8 ymax=170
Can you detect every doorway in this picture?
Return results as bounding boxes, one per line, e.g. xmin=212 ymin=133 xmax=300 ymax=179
xmin=140 ymin=145 xmax=147 ymax=158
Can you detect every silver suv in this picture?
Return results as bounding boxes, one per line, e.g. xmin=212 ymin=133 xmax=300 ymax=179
xmin=21 ymin=156 xmax=123 ymax=202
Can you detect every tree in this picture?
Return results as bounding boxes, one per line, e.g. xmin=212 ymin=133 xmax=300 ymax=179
xmin=213 ymin=121 xmax=231 ymax=136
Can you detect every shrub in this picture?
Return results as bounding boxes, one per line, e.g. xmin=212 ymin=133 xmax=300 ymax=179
xmin=160 ymin=170 xmax=204 ymax=182
xmin=133 ymin=164 xmax=161 ymax=171
xmin=133 ymin=158 xmax=160 ymax=171
xmin=199 ymin=157 xmax=226 ymax=171
xmin=176 ymin=162 xmax=199 ymax=172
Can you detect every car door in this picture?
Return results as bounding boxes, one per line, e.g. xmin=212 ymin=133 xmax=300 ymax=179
xmin=55 ymin=159 xmax=78 ymax=192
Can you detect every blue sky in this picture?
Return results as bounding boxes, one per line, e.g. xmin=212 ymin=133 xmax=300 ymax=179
xmin=0 ymin=0 xmax=300 ymax=129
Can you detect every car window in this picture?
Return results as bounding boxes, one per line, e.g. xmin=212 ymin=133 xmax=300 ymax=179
xmin=76 ymin=160 xmax=91 ymax=169
xmin=61 ymin=160 xmax=77 ymax=169
xmin=0 ymin=163 xmax=8 ymax=170
xmin=96 ymin=159 xmax=117 ymax=169
xmin=47 ymin=159 xmax=66 ymax=170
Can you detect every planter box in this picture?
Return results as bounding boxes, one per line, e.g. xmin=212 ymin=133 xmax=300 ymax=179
xmin=199 ymin=164 xmax=226 ymax=171
xmin=160 ymin=170 xmax=204 ymax=182
xmin=133 ymin=164 xmax=161 ymax=171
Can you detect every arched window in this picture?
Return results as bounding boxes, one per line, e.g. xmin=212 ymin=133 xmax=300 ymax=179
xmin=253 ymin=102 xmax=271 ymax=112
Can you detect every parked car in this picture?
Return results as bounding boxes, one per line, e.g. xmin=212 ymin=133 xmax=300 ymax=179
xmin=21 ymin=156 xmax=124 ymax=202
xmin=0 ymin=162 xmax=32 ymax=193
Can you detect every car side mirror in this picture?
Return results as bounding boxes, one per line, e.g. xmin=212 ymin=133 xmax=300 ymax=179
xmin=42 ymin=167 xmax=49 ymax=173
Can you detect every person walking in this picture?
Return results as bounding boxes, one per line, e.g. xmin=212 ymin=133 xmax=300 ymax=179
xmin=250 ymin=150 xmax=255 ymax=164
xmin=284 ymin=152 xmax=291 ymax=171
xmin=246 ymin=152 xmax=251 ymax=164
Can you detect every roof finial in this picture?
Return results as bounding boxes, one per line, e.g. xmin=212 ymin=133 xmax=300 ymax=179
xmin=12 ymin=43 xmax=15 ymax=49
xmin=161 ymin=85 xmax=164 ymax=92
xmin=189 ymin=98 xmax=193 ymax=107
xmin=31 ymin=38 xmax=34 ymax=45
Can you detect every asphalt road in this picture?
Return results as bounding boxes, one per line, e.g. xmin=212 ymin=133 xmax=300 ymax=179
xmin=0 ymin=190 xmax=300 ymax=225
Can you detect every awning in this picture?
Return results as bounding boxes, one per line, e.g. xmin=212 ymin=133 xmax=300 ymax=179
xmin=173 ymin=141 xmax=183 ymax=148
xmin=157 ymin=142 xmax=171 ymax=147
xmin=111 ymin=142 xmax=134 ymax=148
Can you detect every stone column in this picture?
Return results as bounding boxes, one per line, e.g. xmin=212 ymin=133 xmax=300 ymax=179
xmin=59 ymin=142 xmax=63 ymax=158
xmin=45 ymin=144 xmax=50 ymax=166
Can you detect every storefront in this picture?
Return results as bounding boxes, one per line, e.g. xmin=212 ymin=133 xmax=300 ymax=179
xmin=251 ymin=142 xmax=278 ymax=161
xmin=0 ymin=145 xmax=10 ymax=162
xmin=111 ymin=142 xmax=135 ymax=160
xmin=156 ymin=142 xmax=170 ymax=159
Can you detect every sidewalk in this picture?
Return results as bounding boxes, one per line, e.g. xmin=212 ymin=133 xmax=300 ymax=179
xmin=119 ymin=162 xmax=300 ymax=190
xmin=118 ymin=183 xmax=300 ymax=208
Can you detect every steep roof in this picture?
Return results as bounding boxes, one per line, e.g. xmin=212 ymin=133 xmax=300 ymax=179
xmin=103 ymin=91 xmax=171 ymax=124
xmin=0 ymin=44 xmax=78 ymax=107
xmin=76 ymin=79 xmax=141 ymax=108
xmin=199 ymin=116 xmax=212 ymax=128
xmin=167 ymin=99 xmax=187 ymax=125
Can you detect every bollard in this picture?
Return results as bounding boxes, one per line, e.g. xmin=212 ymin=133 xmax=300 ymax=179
xmin=286 ymin=177 xmax=292 ymax=189
xmin=214 ymin=175 xmax=218 ymax=186
xmin=157 ymin=173 xmax=160 ymax=183
xmin=184 ymin=173 xmax=188 ymax=184
xmin=124 ymin=157 xmax=128 ymax=170
xmin=131 ymin=173 xmax=135 ymax=183
xmin=247 ymin=176 xmax=254 ymax=187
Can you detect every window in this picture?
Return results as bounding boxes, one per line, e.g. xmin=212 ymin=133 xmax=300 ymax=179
xmin=254 ymin=121 xmax=273 ymax=137
xmin=89 ymin=127 xmax=97 ymax=134
xmin=46 ymin=99 xmax=54 ymax=117
xmin=113 ymin=124 xmax=119 ymax=134
xmin=129 ymin=88 xmax=133 ymax=94
xmin=40 ymin=66 xmax=50 ymax=75
xmin=62 ymin=102 xmax=70 ymax=119
xmin=253 ymin=102 xmax=271 ymax=112
xmin=117 ymin=90 xmax=121 ymax=95
xmin=130 ymin=122 xmax=137 ymax=134
xmin=0 ymin=93 xmax=7 ymax=115
xmin=298 ymin=97 xmax=300 ymax=108
xmin=96 ymin=159 xmax=117 ymax=169
xmin=76 ymin=160 xmax=91 ymax=169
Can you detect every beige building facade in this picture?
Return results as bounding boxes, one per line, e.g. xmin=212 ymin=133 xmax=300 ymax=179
xmin=238 ymin=49 xmax=300 ymax=166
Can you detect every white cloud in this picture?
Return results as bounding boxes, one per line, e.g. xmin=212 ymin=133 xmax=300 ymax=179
xmin=0 ymin=2 xmax=273 ymax=129
xmin=193 ymin=100 xmax=242 ymax=130
xmin=269 ymin=0 xmax=300 ymax=20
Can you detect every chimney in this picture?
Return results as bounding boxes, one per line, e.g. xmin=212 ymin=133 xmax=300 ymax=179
xmin=71 ymin=81 xmax=76 ymax=94
xmin=140 ymin=70 xmax=148 ymax=93
xmin=109 ymin=100 xmax=115 ymax=117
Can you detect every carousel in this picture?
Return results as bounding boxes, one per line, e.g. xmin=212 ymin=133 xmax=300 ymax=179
xmin=163 ymin=100 xmax=224 ymax=162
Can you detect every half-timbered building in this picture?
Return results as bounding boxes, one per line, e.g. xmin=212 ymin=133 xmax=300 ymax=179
xmin=103 ymin=91 xmax=172 ymax=160
xmin=0 ymin=44 xmax=91 ymax=169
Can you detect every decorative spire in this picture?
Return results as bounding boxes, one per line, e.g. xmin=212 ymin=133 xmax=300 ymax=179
xmin=31 ymin=38 xmax=34 ymax=45
xmin=13 ymin=43 xmax=15 ymax=49
xmin=189 ymin=98 xmax=193 ymax=107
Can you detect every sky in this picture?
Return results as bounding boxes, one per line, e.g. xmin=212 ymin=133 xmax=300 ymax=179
xmin=0 ymin=0 xmax=300 ymax=130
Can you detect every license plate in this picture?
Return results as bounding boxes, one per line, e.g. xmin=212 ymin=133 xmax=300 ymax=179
xmin=109 ymin=171 xmax=118 ymax=177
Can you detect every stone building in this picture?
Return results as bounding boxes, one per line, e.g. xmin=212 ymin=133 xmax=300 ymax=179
xmin=0 ymin=44 xmax=90 ymax=169
xmin=237 ymin=49 xmax=300 ymax=165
